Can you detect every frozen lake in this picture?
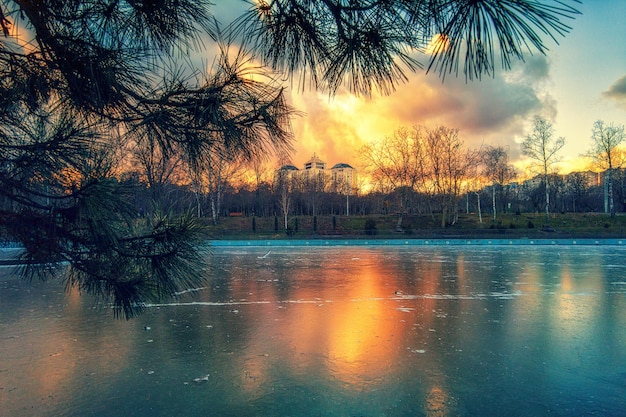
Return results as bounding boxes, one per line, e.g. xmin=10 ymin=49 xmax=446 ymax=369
xmin=1 ymin=244 xmax=625 ymax=416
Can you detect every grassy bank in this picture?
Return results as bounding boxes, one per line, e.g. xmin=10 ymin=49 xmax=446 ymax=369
xmin=205 ymin=213 xmax=626 ymax=240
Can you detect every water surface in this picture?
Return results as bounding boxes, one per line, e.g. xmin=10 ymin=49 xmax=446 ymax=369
xmin=1 ymin=245 xmax=625 ymax=416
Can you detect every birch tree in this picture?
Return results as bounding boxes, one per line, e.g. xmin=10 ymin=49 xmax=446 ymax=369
xmin=424 ymin=126 xmax=478 ymax=227
xmin=521 ymin=117 xmax=565 ymax=222
xmin=482 ymin=146 xmax=516 ymax=222
xmin=587 ymin=120 xmax=625 ymax=218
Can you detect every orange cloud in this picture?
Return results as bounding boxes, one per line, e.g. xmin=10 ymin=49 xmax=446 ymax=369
xmin=286 ymin=56 xmax=556 ymax=170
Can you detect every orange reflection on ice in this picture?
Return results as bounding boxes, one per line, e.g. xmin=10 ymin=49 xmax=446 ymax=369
xmin=560 ymin=264 xmax=574 ymax=292
xmin=227 ymin=249 xmax=456 ymax=390
xmin=239 ymin=353 xmax=270 ymax=395
xmin=426 ymin=384 xmax=456 ymax=417
xmin=278 ymin=252 xmax=410 ymax=387
xmin=325 ymin=270 xmax=407 ymax=385
xmin=409 ymin=258 xmax=443 ymax=331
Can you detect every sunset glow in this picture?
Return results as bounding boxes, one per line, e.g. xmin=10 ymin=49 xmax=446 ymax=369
xmin=280 ymin=2 xmax=626 ymax=178
xmin=223 ymin=251 xmax=427 ymax=387
xmin=324 ymin=266 xmax=402 ymax=383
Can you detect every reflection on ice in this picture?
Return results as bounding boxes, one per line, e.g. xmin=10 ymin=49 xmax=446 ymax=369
xmin=147 ymin=289 xmax=525 ymax=309
xmin=173 ymin=287 xmax=207 ymax=295
xmin=145 ymin=300 xmax=272 ymax=307
xmin=1 ymin=245 xmax=626 ymax=416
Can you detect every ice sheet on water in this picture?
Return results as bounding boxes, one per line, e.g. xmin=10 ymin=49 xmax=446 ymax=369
xmin=280 ymin=299 xmax=334 ymax=304
xmin=192 ymin=374 xmax=210 ymax=383
xmin=174 ymin=287 xmax=207 ymax=296
xmin=146 ymin=291 xmax=527 ymax=310
xmin=144 ymin=301 xmax=272 ymax=308
xmin=486 ymin=291 xmax=523 ymax=299
xmin=393 ymin=292 xmax=521 ymax=300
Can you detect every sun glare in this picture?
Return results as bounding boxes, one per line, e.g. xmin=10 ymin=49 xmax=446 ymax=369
xmin=425 ymin=34 xmax=450 ymax=56
xmin=5 ymin=18 xmax=37 ymax=54
xmin=326 ymin=94 xmax=360 ymax=115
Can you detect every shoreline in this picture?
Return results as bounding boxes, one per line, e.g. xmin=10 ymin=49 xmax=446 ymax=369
xmin=209 ymin=237 xmax=626 ymax=247
xmin=3 ymin=236 xmax=624 ymax=266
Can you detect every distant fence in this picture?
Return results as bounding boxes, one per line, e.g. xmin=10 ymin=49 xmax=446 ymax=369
xmin=210 ymin=238 xmax=626 ymax=247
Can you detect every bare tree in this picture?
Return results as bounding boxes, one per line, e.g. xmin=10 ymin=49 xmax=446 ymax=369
xmin=465 ymin=167 xmax=489 ymax=225
xmin=565 ymin=172 xmax=591 ymax=213
xmin=280 ymin=183 xmax=292 ymax=231
xmin=482 ymin=146 xmax=516 ymax=222
xmin=359 ymin=126 xmax=426 ymax=211
xmin=132 ymin=137 xmax=185 ymax=201
xmin=521 ymin=117 xmax=565 ymax=223
xmin=249 ymin=156 xmax=274 ymax=193
xmin=206 ymin=149 xmax=245 ymax=225
xmin=587 ymin=120 xmax=625 ymax=218
xmin=303 ymin=170 xmax=330 ymax=217
xmin=275 ymin=168 xmax=295 ymax=231
xmin=424 ymin=126 xmax=478 ymax=227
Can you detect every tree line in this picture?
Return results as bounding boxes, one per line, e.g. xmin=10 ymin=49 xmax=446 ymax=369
xmin=114 ymin=117 xmax=625 ymax=229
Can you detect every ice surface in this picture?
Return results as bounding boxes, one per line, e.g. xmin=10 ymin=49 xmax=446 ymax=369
xmin=2 ymin=244 xmax=626 ymax=417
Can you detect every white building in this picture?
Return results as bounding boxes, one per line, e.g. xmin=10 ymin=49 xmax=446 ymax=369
xmin=304 ymin=153 xmax=326 ymax=172
xmin=330 ymin=163 xmax=356 ymax=192
xmin=275 ymin=154 xmax=357 ymax=192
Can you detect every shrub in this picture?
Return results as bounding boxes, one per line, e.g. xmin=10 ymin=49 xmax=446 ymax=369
xmin=364 ymin=219 xmax=377 ymax=235
xmin=527 ymin=220 xmax=535 ymax=229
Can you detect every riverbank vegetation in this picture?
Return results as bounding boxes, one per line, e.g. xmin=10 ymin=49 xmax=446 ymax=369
xmin=206 ymin=213 xmax=626 ymax=240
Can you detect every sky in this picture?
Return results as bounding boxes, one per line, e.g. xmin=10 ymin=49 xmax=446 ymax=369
xmin=280 ymin=1 xmax=626 ymax=176
xmin=9 ymin=1 xmax=625 ymax=178
xmin=211 ymin=2 xmax=626 ymax=176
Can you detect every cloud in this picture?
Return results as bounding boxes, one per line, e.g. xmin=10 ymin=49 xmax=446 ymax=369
xmin=603 ymin=74 xmax=626 ymax=106
xmin=202 ymin=4 xmax=564 ymax=169
xmin=287 ymin=55 xmax=557 ymax=167
xmin=287 ymin=92 xmax=374 ymax=169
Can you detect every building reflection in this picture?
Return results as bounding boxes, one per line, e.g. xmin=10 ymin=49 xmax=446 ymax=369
xmin=323 ymin=263 xmax=405 ymax=386
xmin=238 ymin=250 xmax=416 ymax=388
xmin=426 ymin=385 xmax=455 ymax=417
